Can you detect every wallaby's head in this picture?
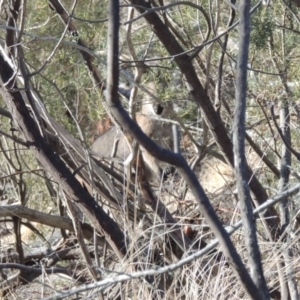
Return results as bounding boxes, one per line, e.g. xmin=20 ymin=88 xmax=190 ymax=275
xmin=140 ymin=82 xmax=173 ymax=118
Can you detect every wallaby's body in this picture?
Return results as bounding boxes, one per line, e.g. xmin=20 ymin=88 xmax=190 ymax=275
xmin=91 ymin=87 xmax=173 ymax=182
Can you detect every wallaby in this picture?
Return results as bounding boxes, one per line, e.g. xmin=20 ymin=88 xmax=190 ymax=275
xmin=91 ymin=84 xmax=174 ymax=183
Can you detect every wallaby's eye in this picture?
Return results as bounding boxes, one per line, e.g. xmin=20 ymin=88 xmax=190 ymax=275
xmin=155 ymin=104 xmax=164 ymax=115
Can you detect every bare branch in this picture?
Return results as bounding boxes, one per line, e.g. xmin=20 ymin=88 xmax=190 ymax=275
xmin=105 ymin=1 xmax=264 ymax=298
xmin=128 ymin=0 xmax=279 ymax=234
xmin=233 ymin=0 xmax=269 ymax=297
xmin=270 ymin=104 xmax=300 ymax=161
xmin=43 ymin=178 xmax=300 ymax=300
xmin=0 ymin=205 xmax=106 ymax=245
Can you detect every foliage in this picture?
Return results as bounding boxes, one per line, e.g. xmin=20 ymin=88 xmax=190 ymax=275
xmin=251 ymin=7 xmax=274 ymax=50
xmin=0 ymin=0 xmax=300 ymax=299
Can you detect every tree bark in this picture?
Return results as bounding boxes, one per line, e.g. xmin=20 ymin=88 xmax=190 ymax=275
xmin=233 ymin=0 xmax=269 ymax=298
xmin=105 ymin=1 xmax=264 ymax=298
xmin=0 ymin=54 xmax=127 ymax=259
xmin=128 ymin=0 xmax=279 ymax=234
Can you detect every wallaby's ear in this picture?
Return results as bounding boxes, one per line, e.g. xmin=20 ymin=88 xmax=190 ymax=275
xmin=154 ymin=104 xmax=164 ymax=115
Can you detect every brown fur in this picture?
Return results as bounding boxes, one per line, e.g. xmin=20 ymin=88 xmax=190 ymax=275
xmin=91 ymin=85 xmax=173 ymax=182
